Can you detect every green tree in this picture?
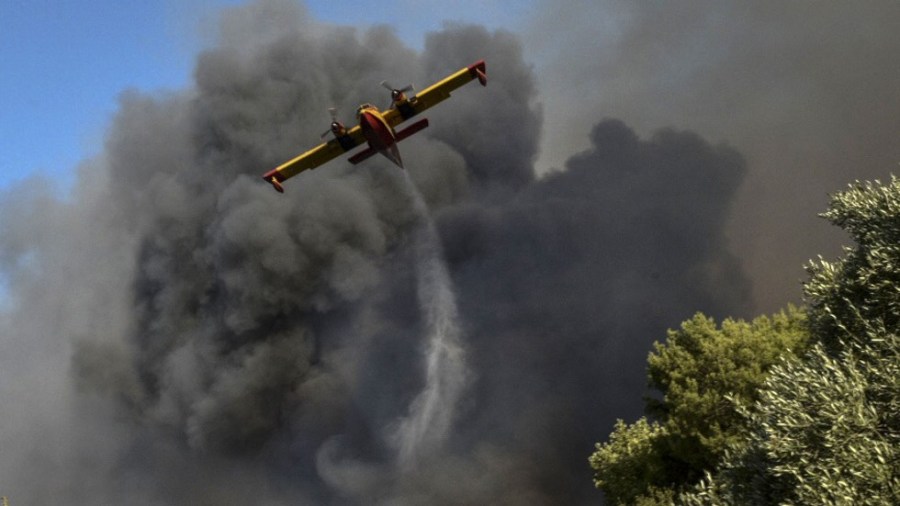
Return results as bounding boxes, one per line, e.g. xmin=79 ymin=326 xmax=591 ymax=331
xmin=646 ymin=308 xmax=810 ymax=475
xmin=590 ymin=307 xmax=810 ymax=504
xmin=589 ymin=418 xmax=669 ymax=503
xmin=679 ymin=335 xmax=899 ymax=506
xmin=678 ymin=177 xmax=900 ymax=504
xmin=805 ymin=177 xmax=900 ymax=350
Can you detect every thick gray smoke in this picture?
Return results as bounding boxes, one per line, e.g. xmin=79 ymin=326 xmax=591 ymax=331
xmin=0 ymin=1 xmax=752 ymax=504
xmin=528 ymin=0 xmax=900 ymax=313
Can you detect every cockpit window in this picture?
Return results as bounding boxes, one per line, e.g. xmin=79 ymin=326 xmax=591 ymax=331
xmin=355 ymin=103 xmax=375 ymax=117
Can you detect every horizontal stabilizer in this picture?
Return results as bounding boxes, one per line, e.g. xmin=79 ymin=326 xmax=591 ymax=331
xmin=348 ymin=146 xmax=378 ymax=165
xmin=395 ymin=118 xmax=429 ymax=142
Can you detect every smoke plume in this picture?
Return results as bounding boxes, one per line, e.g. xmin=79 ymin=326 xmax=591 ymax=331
xmin=528 ymin=0 xmax=900 ymax=313
xmin=0 ymin=1 xmax=760 ymax=504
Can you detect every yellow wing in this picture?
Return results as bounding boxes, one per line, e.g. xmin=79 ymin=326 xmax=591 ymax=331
xmin=383 ymin=60 xmax=487 ymax=128
xmin=262 ymin=125 xmax=366 ymax=191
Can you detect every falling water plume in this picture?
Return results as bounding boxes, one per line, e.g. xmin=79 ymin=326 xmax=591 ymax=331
xmin=394 ymin=171 xmax=470 ymax=469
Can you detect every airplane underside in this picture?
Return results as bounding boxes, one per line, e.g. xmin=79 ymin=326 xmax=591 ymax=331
xmin=349 ymin=111 xmax=429 ymax=168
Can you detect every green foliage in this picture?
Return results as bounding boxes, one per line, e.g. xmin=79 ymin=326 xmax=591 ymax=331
xmin=805 ymin=177 xmax=900 ymax=350
xmin=677 ymin=177 xmax=900 ymax=504
xmin=678 ymin=335 xmax=900 ymax=505
xmin=590 ymin=418 xmax=668 ymax=505
xmin=634 ymin=486 xmax=676 ymax=506
xmin=594 ymin=177 xmax=900 ymax=503
xmin=589 ymin=308 xmax=810 ymax=503
xmin=646 ymin=307 xmax=810 ymax=476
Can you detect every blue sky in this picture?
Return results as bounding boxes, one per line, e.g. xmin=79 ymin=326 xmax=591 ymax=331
xmin=0 ymin=0 xmax=530 ymax=191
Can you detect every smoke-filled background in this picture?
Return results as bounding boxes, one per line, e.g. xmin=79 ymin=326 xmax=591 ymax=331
xmin=528 ymin=0 xmax=900 ymax=312
xmin=1 ymin=0 xmax=898 ymax=504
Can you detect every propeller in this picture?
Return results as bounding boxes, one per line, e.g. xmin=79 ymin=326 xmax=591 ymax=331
xmin=381 ymin=81 xmax=415 ymax=108
xmin=321 ymin=107 xmax=341 ymax=139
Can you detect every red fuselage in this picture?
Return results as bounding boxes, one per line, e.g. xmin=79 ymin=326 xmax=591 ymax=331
xmin=357 ymin=107 xmax=403 ymax=167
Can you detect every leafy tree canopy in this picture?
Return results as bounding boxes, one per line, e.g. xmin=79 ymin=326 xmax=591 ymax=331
xmin=679 ymin=334 xmax=900 ymax=506
xmin=678 ymin=177 xmax=900 ymax=504
xmin=806 ymin=177 xmax=900 ymax=350
xmin=594 ymin=177 xmax=900 ymax=504
xmin=590 ymin=307 xmax=810 ymax=504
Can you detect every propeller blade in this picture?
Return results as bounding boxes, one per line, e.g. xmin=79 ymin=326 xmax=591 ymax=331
xmin=382 ymin=81 xmax=415 ymax=108
xmin=322 ymin=107 xmax=340 ymax=137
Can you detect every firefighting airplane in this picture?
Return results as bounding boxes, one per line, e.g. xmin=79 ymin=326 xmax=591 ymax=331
xmin=262 ymin=60 xmax=487 ymax=192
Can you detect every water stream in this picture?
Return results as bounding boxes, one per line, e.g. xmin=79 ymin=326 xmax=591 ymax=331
xmin=394 ymin=173 xmax=469 ymax=469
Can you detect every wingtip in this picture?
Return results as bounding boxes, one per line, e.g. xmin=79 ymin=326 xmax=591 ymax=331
xmin=477 ymin=69 xmax=487 ymax=86
xmin=262 ymin=171 xmax=285 ymax=193
xmin=468 ymin=59 xmax=487 ymax=86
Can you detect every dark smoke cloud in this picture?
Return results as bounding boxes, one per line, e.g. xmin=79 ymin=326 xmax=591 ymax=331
xmin=527 ymin=0 xmax=900 ymax=313
xmin=0 ymin=1 xmax=750 ymax=504
xmin=430 ymin=119 xmax=749 ymax=502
